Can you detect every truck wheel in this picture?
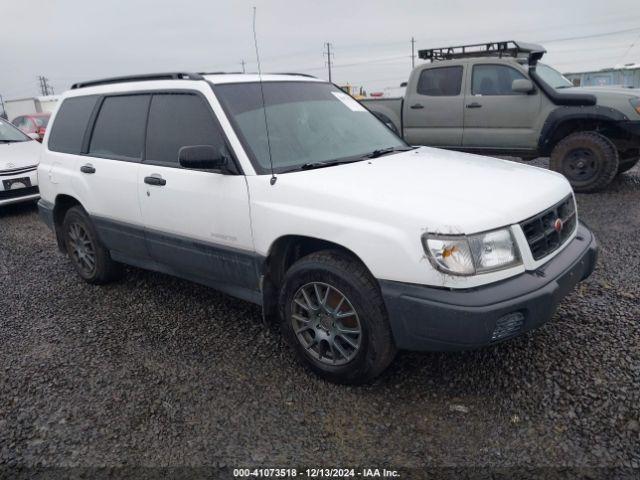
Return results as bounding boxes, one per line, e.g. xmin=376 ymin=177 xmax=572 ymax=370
xmin=550 ymin=131 xmax=619 ymax=193
xmin=279 ymin=250 xmax=396 ymax=384
xmin=62 ymin=206 xmax=122 ymax=284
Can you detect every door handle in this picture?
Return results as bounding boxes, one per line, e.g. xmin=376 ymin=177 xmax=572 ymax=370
xmin=466 ymin=102 xmax=482 ymax=109
xmin=144 ymin=175 xmax=166 ymax=186
xmin=80 ymin=164 xmax=95 ymax=174
xmin=410 ymin=103 xmax=424 ymax=109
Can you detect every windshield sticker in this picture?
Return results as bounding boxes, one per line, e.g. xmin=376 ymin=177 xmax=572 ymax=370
xmin=332 ymin=91 xmax=367 ymax=112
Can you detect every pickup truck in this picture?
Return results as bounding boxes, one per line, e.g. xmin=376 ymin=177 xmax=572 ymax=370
xmin=363 ymin=40 xmax=640 ymax=192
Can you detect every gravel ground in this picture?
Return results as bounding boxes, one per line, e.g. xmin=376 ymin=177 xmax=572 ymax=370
xmin=0 ymin=160 xmax=638 ymax=471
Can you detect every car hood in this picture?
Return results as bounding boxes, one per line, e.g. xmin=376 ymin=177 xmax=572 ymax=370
xmin=560 ymin=86 xmax=639 ymax=98
xmin=265 ymin=147 xmax=572 ymax=234
xmin=0 ymin=140 xmax=41 ymax=170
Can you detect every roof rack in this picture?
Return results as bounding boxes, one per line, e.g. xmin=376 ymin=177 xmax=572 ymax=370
xmin=71 ymin=72 xmax=204 ymax=89
xmin=418 ymin=41 xmax=546 ymax=64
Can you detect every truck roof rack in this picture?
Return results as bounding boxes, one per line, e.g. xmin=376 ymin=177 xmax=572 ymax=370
xmin=71 ymin=72 xmax=204 ymax=89
xmin=418 ymin=41 xmax=546 ymax=64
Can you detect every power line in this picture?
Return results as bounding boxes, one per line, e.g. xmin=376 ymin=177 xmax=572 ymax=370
xmin=540 ymin=26 xmax=640 ymax=44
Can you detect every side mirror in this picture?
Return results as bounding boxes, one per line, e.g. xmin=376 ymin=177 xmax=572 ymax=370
xmin=179 ymin=145 xmax=229 ymax=170
xmin=27 ymin=132 xmax=40 ymax=141
xmin=512 ymin=79 xmax=534 ymax=94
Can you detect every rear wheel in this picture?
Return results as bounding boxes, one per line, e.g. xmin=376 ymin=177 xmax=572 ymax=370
xmin=550 ymin=131 xmax=619 ymax=192
xmin=279 ymin=250 xmax=396 ymax=384
xmin=62 ymin=206 xmax=122 ymax=284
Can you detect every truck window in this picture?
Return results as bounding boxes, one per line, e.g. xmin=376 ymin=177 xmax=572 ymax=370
xmin=48 ymin=96 xmax=99 ymax=154
xmin=416 ymin=67 xmax=463 ymax=96
xmin=472 ymin=65 xmax=526 ymax=96
xmin=145 ymin=93 xmax=227 ymax=167
xmin=89 ymin=95 xmax=151 ymax=161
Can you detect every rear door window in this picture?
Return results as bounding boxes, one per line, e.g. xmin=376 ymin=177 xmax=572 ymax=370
xmin=417 ymin=66 xmax=463 ymax=96
xmin=48 ymin=96 xmax=99 ymax=154
xmin=89 ymin=95 xmax=150 ymax=161
xmin=145 ymin=93 xmax=227 ymax=167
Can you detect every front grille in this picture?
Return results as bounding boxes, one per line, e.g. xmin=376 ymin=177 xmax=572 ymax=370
xmin=520 ymin=195 xmax=576 ymax=260
xmin=0 ymin=185 xmax=39 ymax=200
xmin=0 ymin=165 xmax=38 ymax=177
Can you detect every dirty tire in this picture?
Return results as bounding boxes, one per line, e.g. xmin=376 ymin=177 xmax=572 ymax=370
xmin=62 ymin=206 xmax=122 ymax=284
xmin=279 ymin=250 xmax=396 ymax=384
xmin=550 ymin=131 xmax=619 ymax=193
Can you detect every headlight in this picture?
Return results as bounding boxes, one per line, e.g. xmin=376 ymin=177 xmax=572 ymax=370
xmin=630 ymin=98 xmax=640 ymax=116
xmin=423 ymin=227 xmax=521 ymax=276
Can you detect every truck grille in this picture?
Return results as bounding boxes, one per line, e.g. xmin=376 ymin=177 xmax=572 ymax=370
xmin=520 ymin=195 xmax=576 ymax=260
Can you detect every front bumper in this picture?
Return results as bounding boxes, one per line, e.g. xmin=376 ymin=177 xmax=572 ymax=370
xmin=0 ymin=166 xmax=39 ymax=206
xmin=380 ymin=222 xmax=597 ymax=351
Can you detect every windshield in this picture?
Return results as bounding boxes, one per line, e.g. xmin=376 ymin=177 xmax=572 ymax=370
xmin=0 ymin=119 xmax=29 ymax=142
xmin=33 ymin=116 xmax=50 ymax=127
xmin=215 ymin=81 xmax=406 ymax=173
xmin=536 ymin=63 xmax=573 ymax=89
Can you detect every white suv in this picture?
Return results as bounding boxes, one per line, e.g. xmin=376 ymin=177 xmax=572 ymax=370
xmin=38 ymin=72 xmax=597 ymax=383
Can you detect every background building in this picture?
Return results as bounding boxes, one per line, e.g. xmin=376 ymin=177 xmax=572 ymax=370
xmin=564 ymin=63 xmax=640 ymax=88
xmin=3 ymin=95 xmax=60 ymax=121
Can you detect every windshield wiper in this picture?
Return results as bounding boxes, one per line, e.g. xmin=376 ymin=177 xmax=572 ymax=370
xmin=298 ymin=159 xmax=363 ymax=171
xmin=365 ymin=146 xmax=415 ymax=158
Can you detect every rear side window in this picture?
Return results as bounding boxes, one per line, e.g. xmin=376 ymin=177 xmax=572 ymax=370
xmin=48 ymin=96 xmax=98 ymax=154
xmin=417 ymin=66 xmax=463 ymax=96
xmin=472 ymin=64 xmax=527 ymax=96
xmin=145 ymin=93 xmax=226 ymax=166
xmin=89 ymin=95 xmax=150 ymax=161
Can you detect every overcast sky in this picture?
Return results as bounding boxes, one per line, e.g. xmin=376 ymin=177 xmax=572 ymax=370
xmin=2 ymin=0 xmax=640 ymax=100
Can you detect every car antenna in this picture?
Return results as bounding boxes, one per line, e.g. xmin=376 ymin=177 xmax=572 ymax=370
xmin=252 ymin=6 xmax=277 ymax=186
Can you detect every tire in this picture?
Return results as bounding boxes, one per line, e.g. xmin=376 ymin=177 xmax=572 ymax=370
xmin=549 ymin=131 xmax=619 ymax=193
xmin=62 ymin=206 xmax=122 ymax=284
xmin=279 ymin=250 xmax=396 ymax=384
xmin=618 ymin=158 xmax=639 ymax=174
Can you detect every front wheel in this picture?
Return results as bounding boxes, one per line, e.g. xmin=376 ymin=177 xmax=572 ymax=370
xmin=279 ymin=251 xmax=396 ymax=384
xmin=550 ymin=131 xmax=619 ymax=193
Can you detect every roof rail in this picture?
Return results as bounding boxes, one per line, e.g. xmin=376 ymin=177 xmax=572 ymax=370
xmin=199 ymin=71 xmax=317 ymax=79
xmin=272 ymin=72 xmax=318 ymax=78
xmin=418 ymin=41 xmax=546 ymax=64
xmin=71 ymin=72 xmax=204 ymax=89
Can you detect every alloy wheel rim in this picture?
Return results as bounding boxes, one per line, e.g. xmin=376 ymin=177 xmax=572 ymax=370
xmin=67 ymin=222 xmax=96 ymax=275
xmin=565 ymin=148 xmax=599 ymax=182
xmin=290 ymin=282 xmax=362 ymax=366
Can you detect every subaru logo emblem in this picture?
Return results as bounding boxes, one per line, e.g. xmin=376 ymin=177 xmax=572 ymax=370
xmin=554 ymin=218 xmax=563 ymax=233
xmin=7 ymin=163 xmax=15 ymax=168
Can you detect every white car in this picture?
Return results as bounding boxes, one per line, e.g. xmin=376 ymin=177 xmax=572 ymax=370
xmin=0 ymin=119 xmax=41 ymax=206
xmin=37 ymin=72 xmax=597 ymax=383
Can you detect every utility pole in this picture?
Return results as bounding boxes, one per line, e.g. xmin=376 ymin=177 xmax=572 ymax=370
xmin=38 ymin=76 xmax=53 ymax=96
xmin=411 ymin=37 xmax=416 ymax=68
xmin=241 ymin=59 xmax=246 ymax=73
xmin=0 ymin=94 xmax=6 ymax=119
xmin=324 ymin=42 xmax=333 ymax=82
